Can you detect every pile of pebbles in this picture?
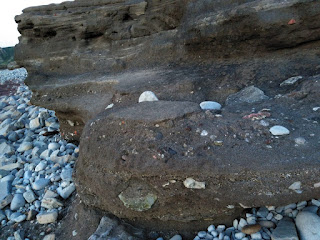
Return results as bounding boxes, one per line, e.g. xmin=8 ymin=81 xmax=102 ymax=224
xmin=184 ymin=199 xmax=320 ymax=240
xmin=0 ymin=68 xmax=77 ymax=239
xmin=0 ymin=68 xmax=27 ymax=85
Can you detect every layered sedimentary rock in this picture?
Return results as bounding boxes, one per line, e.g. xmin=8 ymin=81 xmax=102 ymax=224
xmin=15 ymin=0 xmax=320 ymax=141
xmin=15 ymin=0 xmax=320 ymax=231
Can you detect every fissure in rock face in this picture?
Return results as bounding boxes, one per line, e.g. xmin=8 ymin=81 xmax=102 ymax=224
xmin=15 ymin=0 xmax=320 ymax=231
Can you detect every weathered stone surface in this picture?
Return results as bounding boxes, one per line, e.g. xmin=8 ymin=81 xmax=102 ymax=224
xmin=295 ymin=211 xmax=320 ymax=240
xmin=15 ymin=0 xmax=320 ymax=141
xmin=36 ymin=211 xmax=58 ymax=224
xmin=271 ymin=217 xmax=298 ymax=240
xmin=118 ymin=180 xmax=157 ymax=212
xmin=75 ymin=99 xmax=320 ymax=230
xmin=0 ymin=181 xmax=12 ymax=209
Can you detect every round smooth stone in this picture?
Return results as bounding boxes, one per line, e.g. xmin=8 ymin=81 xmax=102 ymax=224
xmin=200 ymin=101 xmax=221 ymax=110
xmin=269 ymin=125 xmax=290 ymax=136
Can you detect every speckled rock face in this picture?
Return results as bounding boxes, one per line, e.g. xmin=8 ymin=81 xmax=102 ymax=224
xmin=75 ymin=98 xmax=320 ymax=231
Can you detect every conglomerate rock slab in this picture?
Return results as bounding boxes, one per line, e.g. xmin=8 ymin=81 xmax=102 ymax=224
xmin=75 ymin=100 xmax=320 ymax=231
xmin=15 ymin=0 xmax=320 ymax=141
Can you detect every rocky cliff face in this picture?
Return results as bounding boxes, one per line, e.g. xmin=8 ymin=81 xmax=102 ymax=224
xmin=15 ymin=0 xmax=320 ymax=141
xmin=15 ymin=0 xmax=320 ymax=232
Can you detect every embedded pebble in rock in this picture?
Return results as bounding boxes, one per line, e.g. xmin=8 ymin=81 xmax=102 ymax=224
xmin=183 ymin=178 xmax=205 ymax=189
xmin=288 ymin=181 xmax=302 ymax=193
xmin=138 ymin=91 xmax=159 ymax=102
xmin=296 ymin=211 xmax=320 ymax=240
xmin=200 ymin=101 xmax=221 ymax=110
xmin=200 ymin=130 xmax=208 ymax=136
xmin=280 ymin=76 xmax=303 ymax=86
xmin=225 ymin=85 xmax=269 ymax=105
xmin=294 ymin=137 xmax=306 ymax=145
xmin=10 ymin=193 xmax=25 ymax=211
xmin=269 ymin=125 xmax=290 ymax=136
xmin=37 ymin=211 xmax=58 ymax=224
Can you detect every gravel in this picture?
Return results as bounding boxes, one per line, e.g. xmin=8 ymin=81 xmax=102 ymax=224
xmin=0 ymin=68 xmax=76 ymax=238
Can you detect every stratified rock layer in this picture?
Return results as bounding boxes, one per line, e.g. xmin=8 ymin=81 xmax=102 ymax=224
xmin=15 ymin=0 xmax=320 ymax=141
xmin=15 ymin=0 xmax=320 ymax=232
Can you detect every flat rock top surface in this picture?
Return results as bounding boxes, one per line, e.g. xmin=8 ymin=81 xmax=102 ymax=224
xmin=106 ymin=101 xmax=200 ymax=122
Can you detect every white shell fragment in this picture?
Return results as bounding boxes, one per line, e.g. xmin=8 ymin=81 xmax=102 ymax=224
xmin=138 ymin=91 xmax=159 ymax=102
xmin=183 ymin=178 xmax=206 ymax=189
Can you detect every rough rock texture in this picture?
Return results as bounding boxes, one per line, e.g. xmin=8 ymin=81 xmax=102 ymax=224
xmin=75 ymin=96 xmax=320 ymax=230
xmin=14 ymin=0 xmax=320 ymax=232
xmin=15 ymin=0 xmax=320 ymax=141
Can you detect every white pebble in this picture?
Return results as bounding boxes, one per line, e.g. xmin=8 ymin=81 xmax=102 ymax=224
xmin=269 ymin=125 xmax=290 ymax=136
xmin=138 ymin=91 xmax=159 ymax=102
xmin=200 ymin=101 xmax=221 ymax=110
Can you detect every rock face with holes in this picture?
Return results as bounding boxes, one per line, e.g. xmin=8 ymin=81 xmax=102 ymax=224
xmin=15 ymin=0 xmax=320 ymax=141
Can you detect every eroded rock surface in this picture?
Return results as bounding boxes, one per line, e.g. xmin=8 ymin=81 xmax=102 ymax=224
xmin=75 ymin=95 xmax=320 ymax=230
xmin=15 ymin=0 xmax=320 ymax=141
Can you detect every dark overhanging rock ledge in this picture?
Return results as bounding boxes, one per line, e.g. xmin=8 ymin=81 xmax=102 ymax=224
xmin=15 ymin=0 xmax=320 ymax=141
xmin=13 ymin=0 xmax=320 ymax=234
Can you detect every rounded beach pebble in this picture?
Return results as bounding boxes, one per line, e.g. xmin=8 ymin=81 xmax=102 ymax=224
xmin=269 ymin=125 xmax=290 ymax=135
xmin=200 ymin=101 xmax=221 ymax=110
xmin=138 ymin=91 xmax=159 ymax=102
